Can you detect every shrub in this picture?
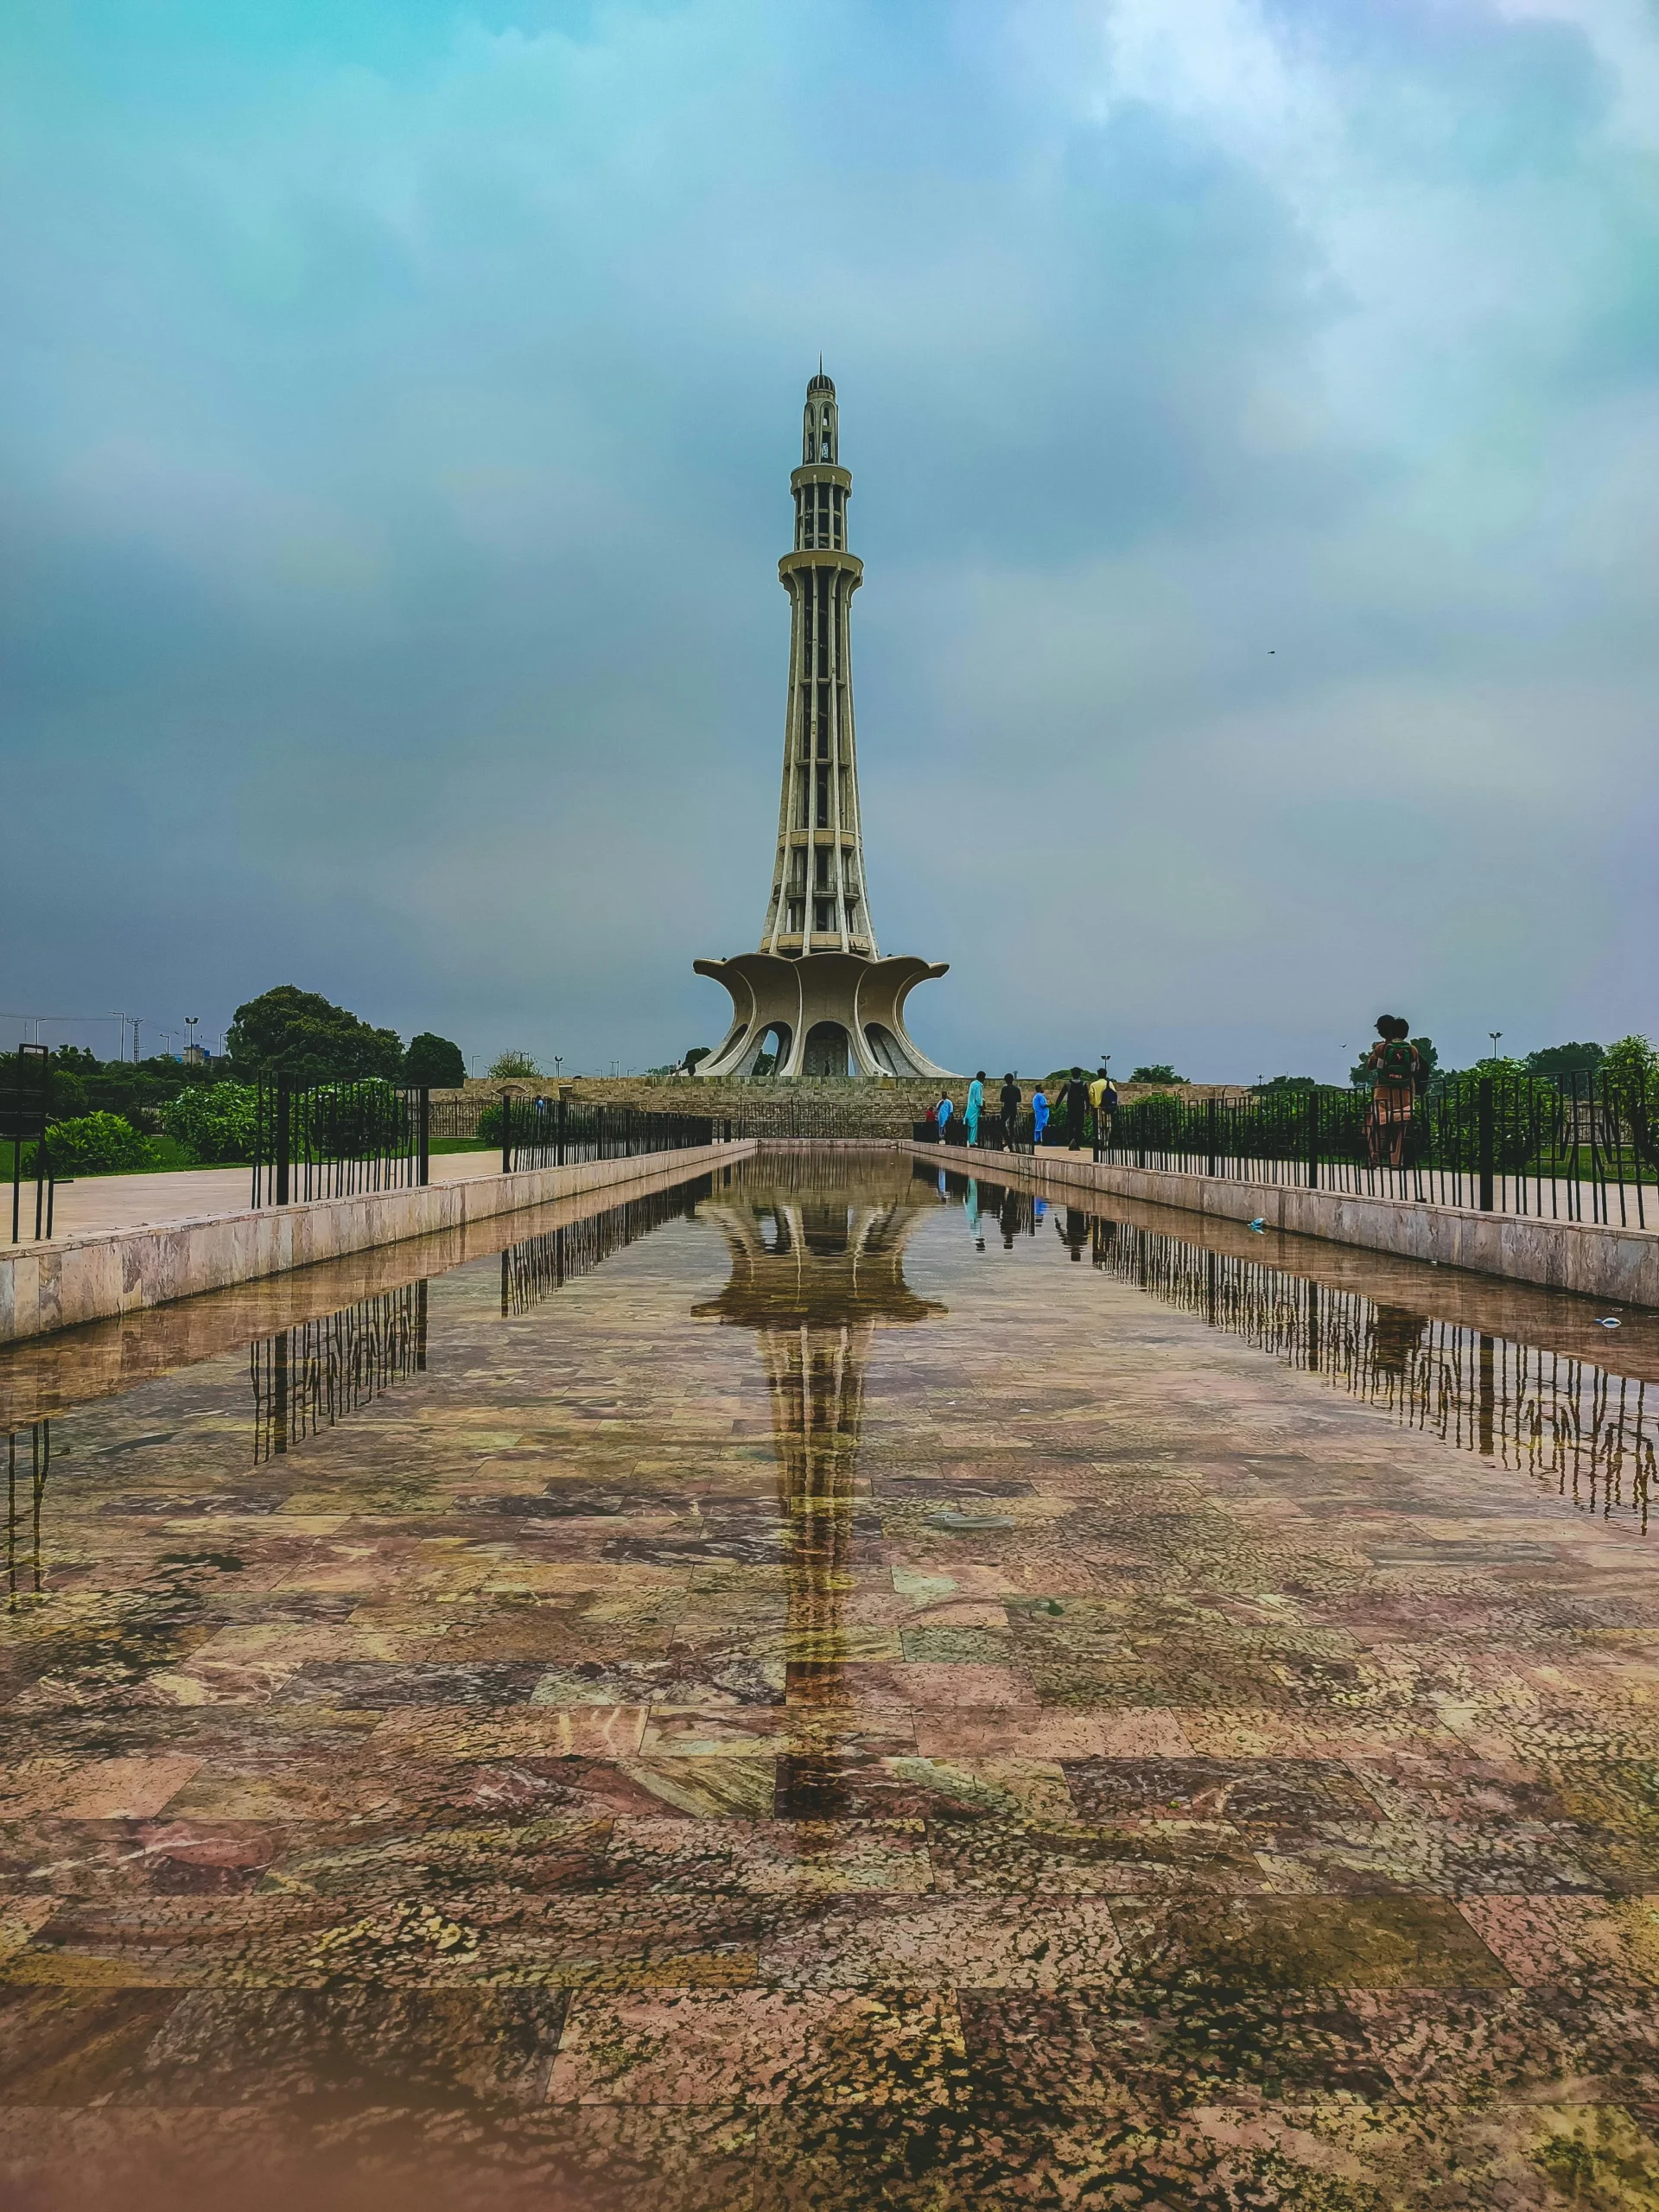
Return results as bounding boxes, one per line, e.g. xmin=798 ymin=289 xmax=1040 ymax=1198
xmin=160 ymin=1083 xmax=260 ymax=1165
xmin=403 ymin=1033 xmax=467 ymax=1088
xmin=488 ymin=1050 xmax=541 ymax=1078
xmin=38 ymin=1113 xmax=159 ymax=1176
xmin=1130 ymin=1064 xmax=1185 ymax=1084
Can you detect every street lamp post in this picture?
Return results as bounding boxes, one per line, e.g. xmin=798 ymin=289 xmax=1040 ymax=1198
xmin=1489 ymin=1031 xmax=1503 ymax=1060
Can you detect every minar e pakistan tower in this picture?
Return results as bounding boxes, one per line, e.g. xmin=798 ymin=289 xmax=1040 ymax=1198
xmin=695 ymin=372 xmax=950 ymax=1080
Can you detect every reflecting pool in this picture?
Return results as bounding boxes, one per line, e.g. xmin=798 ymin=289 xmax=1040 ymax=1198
xmin=3 ymin=1149 xmax=1658 ymax=2209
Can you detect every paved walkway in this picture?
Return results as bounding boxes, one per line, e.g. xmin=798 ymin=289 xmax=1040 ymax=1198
xmin=36 ymin=1149 xmax=502 ymax=1242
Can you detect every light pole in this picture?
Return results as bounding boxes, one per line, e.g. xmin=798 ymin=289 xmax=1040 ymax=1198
xmin=185 ymin=1017 xmax=200 ymax=1065
xmin=553 ymin=1057 xmax=563 ymax=1078
xmin=1489 ymin=1031 xmax=1503 ymax=1060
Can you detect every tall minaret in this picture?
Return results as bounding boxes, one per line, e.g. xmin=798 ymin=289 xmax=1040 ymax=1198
xmin=692 ymin=371 xmax=950 ymax=1082
xmin=760 ymin=372 xmax=876 ymax=958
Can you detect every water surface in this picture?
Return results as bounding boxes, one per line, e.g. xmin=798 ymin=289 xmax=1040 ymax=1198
xmin=3 ymin=1149 xmax=1656 ymax=2209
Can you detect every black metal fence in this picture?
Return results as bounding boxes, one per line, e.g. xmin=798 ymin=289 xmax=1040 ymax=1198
xmin=1082 ymin=1070 xmax=1651 ymax=1225
xmin=251 ymin=1078 xmax=429 ymax=1206
xmin=496 ymin=1096 xmax=721 ymax=1173
xmin=251 ymin=1080 xmax=727 ymax=1206
xmin=3 ymin=1046 xmax=54 ymax=1243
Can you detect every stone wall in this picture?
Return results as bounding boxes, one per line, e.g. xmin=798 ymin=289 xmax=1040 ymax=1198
xmin=0 ymin=1141 xmax=753 ymax=1345
xmin=912 ymin=1139 xmax=1659 ymax=1312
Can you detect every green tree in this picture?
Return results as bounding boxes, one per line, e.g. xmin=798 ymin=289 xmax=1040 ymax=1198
xmin=683 ymin=1047 xmax=711 ymax=1071
xmin=1253 ymin=1074 xmax=1317 ymax=1094
xmin=1130 ymin=1064 xmax=1185 ymax=1084
xmin=226 ymin=987 xmax=403 ymax=1084
xmin=1524 ymin=1040 xmax=1605 ymax=1078
xmin=403 ymin=1033 xmax=467 ymax=1088
xmin=487 ymin=1049 xmax=541 ymax=1078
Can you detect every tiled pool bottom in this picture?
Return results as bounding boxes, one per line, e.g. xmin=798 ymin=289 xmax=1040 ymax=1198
xmin=2 ymin=1151 xmax=1657 ymax=2209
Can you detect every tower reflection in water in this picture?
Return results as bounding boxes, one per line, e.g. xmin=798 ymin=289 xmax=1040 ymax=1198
xmin=696 ymin=1154 xmax=943 ymax=1808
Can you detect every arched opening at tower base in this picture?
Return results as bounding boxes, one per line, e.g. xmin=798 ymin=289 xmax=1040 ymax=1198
xmin=863 ymin=1023 xmax=906 ymax=1076
xmin=741 ymin=1021 xmax=791 ymax=1077
xmin=802 ymin=1022 xmax=851 ymax=1077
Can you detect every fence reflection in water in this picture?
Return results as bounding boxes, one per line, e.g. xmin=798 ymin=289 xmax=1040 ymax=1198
xmin=500 ymin=1177 xmax=711 ymax=1313
xmin=250 ymin=1281 xmax=429 ymax=1462
xmin=5 ymin=1421 xmax=49 ymax=1608
xmin=1098 ymin=1211 xmax=1654 ymax=1532
xmin=930 ymin=1165 xmax=1656 ymax=1534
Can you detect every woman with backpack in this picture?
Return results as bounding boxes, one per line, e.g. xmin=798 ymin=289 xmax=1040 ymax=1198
xmin=1363 ymin=1016 xmax=1421 ymax=1171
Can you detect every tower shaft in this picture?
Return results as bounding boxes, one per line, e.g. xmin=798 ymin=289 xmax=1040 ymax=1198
xmin=691 ymin=371 xmax=950 ymax=1083
xmin=761 ymin=376 xmax=875 ymax=958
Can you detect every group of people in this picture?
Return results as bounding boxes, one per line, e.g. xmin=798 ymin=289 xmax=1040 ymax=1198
xmin=926 ymin=1065 xmax=1120 ymax=1152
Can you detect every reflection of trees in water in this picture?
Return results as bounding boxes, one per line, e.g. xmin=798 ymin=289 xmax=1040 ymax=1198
xmin=696 ymin=1160 xmax=942 ymax=1796
xmin=5 ymin=1421 xmax=49 ymax=1608
xmin=1085 ymin=1217 xmax=1655 ymax=1531
xmin=499 ymin=1177 xmax=710 ymax=1313
xmin=250 ymin=1282 xmax=429 ymax=1463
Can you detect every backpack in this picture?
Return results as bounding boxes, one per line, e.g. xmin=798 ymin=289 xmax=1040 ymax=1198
xmin=1377 ymin=1039 xmax=1416 ymax=1084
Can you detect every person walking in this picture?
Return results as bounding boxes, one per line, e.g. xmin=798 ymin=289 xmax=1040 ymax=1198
xmin=965 ymin=1071 xmax=985 ymax=1147
xmin=1031 ymin=1084 xmax=1050 ymax=1147
xmin=1087 ymin=1069 xmax=1118 ymax=1151
xmin=936 ymin=1091 xmax=955 ymax=1144
xmin=1362 ymin=1017 xmax=1421 ymax=1171
xmin=998 ymin=1072 xmax=1021 ymax=1151
xmin=1063 ymin=1066 xmax=1089 ymax=1150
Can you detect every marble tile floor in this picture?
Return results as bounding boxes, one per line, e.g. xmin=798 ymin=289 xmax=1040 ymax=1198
xmin=1 ymin=1150 xmax=1657 ymax=2209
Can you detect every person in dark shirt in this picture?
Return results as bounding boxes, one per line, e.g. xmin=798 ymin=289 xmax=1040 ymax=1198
xmin=998 ymin=1073 xmax=1021 ymax=1150
xmin=1062 ymin=1066 xmax=1089 ymax=1150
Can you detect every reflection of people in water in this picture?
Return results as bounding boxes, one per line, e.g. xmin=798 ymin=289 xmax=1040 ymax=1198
xmin=1057 ymin=1207 xmax=1090 ymax=1262
xmin=963 ymin=1179 xmax=985 ymax=1251
xmin=999 ymin=1185 xmax=1024 ymax=1249
xmin=1369 ymin=1300 xmax=1427 ymax=1380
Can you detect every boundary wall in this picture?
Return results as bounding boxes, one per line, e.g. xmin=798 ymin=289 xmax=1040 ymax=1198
xmin=908 ymin=1141 xmax=1659 ymax=1312
xmin=0 ymin=1141 xmax=753 ymax=1347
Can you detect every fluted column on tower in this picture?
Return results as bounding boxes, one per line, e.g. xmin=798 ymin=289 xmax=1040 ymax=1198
xmin=694 ymin=372 xmax=950 ymax=1082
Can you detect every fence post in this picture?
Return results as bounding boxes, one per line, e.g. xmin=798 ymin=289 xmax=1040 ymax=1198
xmin=1306 ymin=1089 xmax=1319 ymax=1191
xmin=556 ymin=1096 xmax=567 ymax=1169
xmin=1207 ymin=1096 xmax=1218 ymax=1179
xmin=275 ymin=1079 xmax=291 ymax=1207
xmin=1478 ymin=1076 xmax=1494 ymax=1211
xmin=417 ymin=1088 xmax=430 ymax=1188
xmin=501 ymin=1091 xmax=512 ymax=1176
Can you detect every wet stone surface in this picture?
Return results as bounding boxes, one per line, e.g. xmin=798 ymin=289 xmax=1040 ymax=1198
xmin=2 ymin=1149 xmax=1659 ymax=2208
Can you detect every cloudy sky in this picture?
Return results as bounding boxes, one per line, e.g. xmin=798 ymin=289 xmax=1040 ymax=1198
xmin=4 ymin=0 xmax=1656 ymax=1081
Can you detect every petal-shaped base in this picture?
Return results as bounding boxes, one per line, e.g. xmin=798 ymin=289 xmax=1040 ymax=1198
xmin=693 ymin=952 xmax=952 ymax=1079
